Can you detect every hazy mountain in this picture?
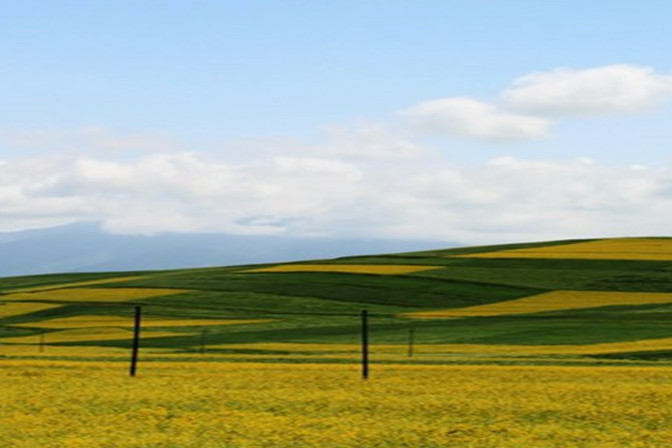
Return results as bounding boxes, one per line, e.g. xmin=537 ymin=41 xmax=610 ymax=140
xmin=0 ymin=223 xmax=457 ymax=277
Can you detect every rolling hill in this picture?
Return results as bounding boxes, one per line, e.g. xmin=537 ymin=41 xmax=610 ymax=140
xmin=0 ymin=222 xmax=451 ymax=277
xmin=3 ymin=236 xmax=672 ymax=363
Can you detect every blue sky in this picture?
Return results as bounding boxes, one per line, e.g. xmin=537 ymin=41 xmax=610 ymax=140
xmin=1 ymin=1 xmax=672 ymax=243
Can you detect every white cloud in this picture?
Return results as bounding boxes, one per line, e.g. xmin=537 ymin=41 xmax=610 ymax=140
xmin=0 ymin=126 xmax=180 ymax=156
xmin=317 ymin=121 xmax=422 ymax=158
xmin=1 ymin=151 xmax=365 ymax=236
xmin=400 ymin=97 xmax=550 ymax=141
xmin=273 ymin=156 xmax=362 ymax=179
xmin=2 ymin=147 xmax=672 ymax=244
xmin=3 ymin=63 xmax=672 ymax=244
xmin=501 ymin=65 xmax=672 ymax=115
xmin=397 ymin=65 xmax=672 ymax=143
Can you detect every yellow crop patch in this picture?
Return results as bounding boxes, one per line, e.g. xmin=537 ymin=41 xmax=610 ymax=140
xmin=209 ymin=343 xmax=363 ymax=353
xmin=405 ymin=290 xmax=672 ymax=318
xmin=372 ymin=338 xmax=672 ymax=356
xmin=7 ymin=275 xmax=147 ymax=293
xmin=0 ymin=345 xmax=133 ymax=358
xmin=3 ymin=362 xmax=672 ymax=447
xmin=1 ymin=287 xmax=188 ymax=303
xmin=245 ymin=264 xmax=441 ymax=275
xmin=551 ymin=337 xmax=672 ymax=355
xmin=0 ymin=327 xmax=185 ymax=344
xmin=0 ymin=302 xmax=62 ymax=318
xmin=15 ymin=315 xmax=273 ymax=329
xmin=208 ymin=340 xmax=672 ymax=356
xmin=455 ymin=237 xmax=672 ymax=260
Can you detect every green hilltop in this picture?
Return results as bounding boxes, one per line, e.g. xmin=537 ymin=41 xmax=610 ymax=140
xmin=2 ymin=237 xmax=672 ymax=361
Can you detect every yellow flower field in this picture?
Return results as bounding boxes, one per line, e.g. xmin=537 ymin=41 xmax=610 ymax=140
xmin=208 ymin=339 xmax=672 ymax=357
xmin=245 ymin=264 xmax=441 ymax=275
xmin=209 ymin=342 xmax=365 ymax=353
xmin=4 ymin=338 xmax=672 ymax=362
xmin=0 ymin=345 xmax=136 ymax=358
xmin=6 ymin=275 xmax=147 ymax=293
xmin=2 ymin=287 xmax=188 ymax=303
xmin=395 ymin=339 xmax=672 ymax=356
xmin=1 ymin=361 xmax=672 ymax=447
xmin=5 ymin=338 xmax=664 ymax=363
xmin=405 ymin=290 xmax=672 ymax=318
xmin=13 ymin=315 xmax=272 ymax=329
xmin=0 ymin=327 xmax=186 ymax=344
xmin=456 ymin=237 xmax=672 ymax=260
xmin=0 ymin=301 xmax=62 ymax=318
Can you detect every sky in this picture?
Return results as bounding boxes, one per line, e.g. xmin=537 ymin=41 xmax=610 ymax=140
xmin=1 ymin=0 xmax=672 ymax=244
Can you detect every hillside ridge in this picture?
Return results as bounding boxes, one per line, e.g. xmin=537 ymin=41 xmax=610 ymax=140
xmin=2 ymin=236 xmax=672 ymax=362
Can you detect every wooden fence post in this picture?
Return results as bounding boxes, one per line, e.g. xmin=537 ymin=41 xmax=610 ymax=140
xmin=361 ymin=309 xmax=369 ymax=380
xmin=129 ymin=305 xmax=142 ymax=377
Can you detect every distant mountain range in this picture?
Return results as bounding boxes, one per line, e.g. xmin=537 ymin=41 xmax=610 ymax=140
xmin=0 ymin=222 xmax=456 ymax=277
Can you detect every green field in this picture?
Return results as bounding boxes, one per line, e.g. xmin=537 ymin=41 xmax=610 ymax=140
xmin=3 ymin=237 xmax=672 ymax=363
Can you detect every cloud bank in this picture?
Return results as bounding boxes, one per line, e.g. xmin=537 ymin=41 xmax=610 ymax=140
xmin=2 ymin=64 xmax=672 ymax=244
xmin=1 ymin=148 xmax=671 ymax=244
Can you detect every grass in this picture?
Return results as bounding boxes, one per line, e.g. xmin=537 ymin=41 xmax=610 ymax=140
xmin=244 ymin=264 xmax=442 ymax=275
xmin=4 ymin=238 xmax=672 ymax=448
xmin=117 ymin=270 xmax=540 ymax=308
xmin=2 ymin=237 xmax=672 ymax=362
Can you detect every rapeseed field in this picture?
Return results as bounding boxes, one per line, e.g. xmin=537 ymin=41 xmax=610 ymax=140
xmin=14 ymin=315 xmax=272 ymax=329
xmin=0 ymin=302 xmax=61 ymax=318
xmin=5 ymin=237 xmax=672 ymax=447
xmin=1 ymin=361 xmax=671 ymax=447
xmin=2 ymin=287 xmax=188 ymax=303
xmin=459 ymin=237 xmax=672 ymax=260
xmin=4 ymin=275 xmax=148 ymax=293
xmin=206 ymin=340 xmax=672 ymax=356
xmin=406 ymin=290 xmax=672 ymax=318
xmin=0 ymin=327 xmax=186 ymax=344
